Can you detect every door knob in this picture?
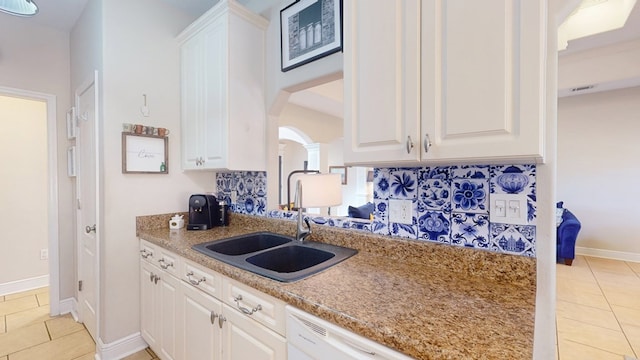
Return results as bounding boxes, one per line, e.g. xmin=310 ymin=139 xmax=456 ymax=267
xmin=85 ymin=224 xmax=96 ymax=234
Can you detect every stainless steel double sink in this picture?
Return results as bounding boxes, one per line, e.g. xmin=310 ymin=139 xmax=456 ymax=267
xmin=192 ymin=232 xmax=358 ymax=282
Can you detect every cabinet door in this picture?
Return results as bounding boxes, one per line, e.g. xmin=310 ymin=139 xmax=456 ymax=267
xmin=181 ymin=284 xmax=223 ymax=360
xmin=181 ymin=33 xmax=205 ymax=170
xmin=140 ymin=261 xmax=159 ymax=349
xmin=221 ymin=304 xmax=286 ymax=360
xmin=201 ymin=19 xmax=228 ymax=169
xmin=157 ymin=272 xmax=181 ymax=360
xmin=421 ymin=0 xmax=545 ymax=162
xmin=343 ymin=0 xmax=421 ymax=164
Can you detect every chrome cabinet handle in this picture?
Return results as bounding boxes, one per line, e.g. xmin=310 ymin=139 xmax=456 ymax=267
xmin=158 ymin=258 xmax=173 ymax=269
xmin=218 ymin=314 xmax=226 ymax=329
xmin=210 ymin=311 xmax=218 ymax=325
xmin=233 ymin=295 xmax=262 ymax=316
xmin=424 ymin=133 xmax=432 ymax=153
xmin=85 ymin=224 xmax=96 ymax=234
xmin=140 ymin=249 xmax=153 ymax=259
xmin=149 ymin=273 xmax=159 ymax=284
xmin=406 ymin=136 xmax=414 ymax=154
xmin=186 ymin=271 xmax=206 ymax=286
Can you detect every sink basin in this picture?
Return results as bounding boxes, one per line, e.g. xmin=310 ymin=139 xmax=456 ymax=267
xmin=199 ymin=232 xmax=292 ymax=255
xmin=192 ymin=232 xmax=357 ymax=282
xmin=246 ymin=245 xmax=335 ymax=273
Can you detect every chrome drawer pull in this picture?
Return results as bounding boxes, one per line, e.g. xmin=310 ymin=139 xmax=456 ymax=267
xmin=140 ymin=249 xmax=152 ymax=259
xmin=233 ymin=295 xmax=262 ymax=316
xmin=210 ymin=311 xmax=218 ymax=325
xmin=186 ymin=271 xmax=206 ymax=286
xmin=218 ymin=314 xmax=226 ymax=329
xmin=158 ymin=258 xmax=174 ymax=269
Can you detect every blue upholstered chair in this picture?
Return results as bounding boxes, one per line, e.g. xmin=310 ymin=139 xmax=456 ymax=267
xmin=556 ymin=202 xmax=581 ymax=266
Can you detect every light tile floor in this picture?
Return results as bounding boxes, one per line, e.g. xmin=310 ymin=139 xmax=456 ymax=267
xmin=0 ymin=287 xmax=156 ymax=360
xmin=1 ymin=256 xmax=639 ymax=359
xmin=557 ymin=255 xmax=640 ymax=360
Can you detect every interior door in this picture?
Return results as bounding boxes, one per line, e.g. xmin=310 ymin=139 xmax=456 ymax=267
xmin=76 ymin=72 xmax=99 ymax=342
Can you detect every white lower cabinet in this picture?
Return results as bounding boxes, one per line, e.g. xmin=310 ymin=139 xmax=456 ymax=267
xmin=222 ymin=303 xmax=286 ymax=360
xmin=140 ymin=239 xmax=286 ymax=360
xmin=140 ymin=247 xmax=181 ymax=360
xmin=181 ymin=283 xmax=223 ymax=360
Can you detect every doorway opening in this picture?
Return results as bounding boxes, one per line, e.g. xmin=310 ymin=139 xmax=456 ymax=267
xmin=0 ymin=87 xmax=59 ymax=316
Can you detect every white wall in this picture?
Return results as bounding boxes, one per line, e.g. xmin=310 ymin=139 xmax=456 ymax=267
xmin=557 ymin=86 xmax=640 ymax=256
xmin=0 ymin=13 xmax=73 ymax=298
xmin=0 ymin=96 xmax=48 ymax=284
xmin=279 ymin=103 xmax=343 ymax=143
xmin=69 ymin=0 xmax=214 ymax=345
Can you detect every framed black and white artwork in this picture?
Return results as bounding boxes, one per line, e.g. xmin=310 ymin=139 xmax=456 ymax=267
xmin=280 ymin=0 xmax=342 ymax=72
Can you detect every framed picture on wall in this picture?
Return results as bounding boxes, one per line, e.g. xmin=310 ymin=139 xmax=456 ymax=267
xmin=122 ymin=133 xmax=168 ymax=174
xmin=329 ymin=166 xmax=347 ymax=185
xmin=280 ymin=0 xmax=343 ymax=72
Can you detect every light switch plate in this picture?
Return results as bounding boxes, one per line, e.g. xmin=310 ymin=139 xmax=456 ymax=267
xmin=489 ymin=194 xmax=528 ymax=225
xmin=389 ymin=199 xmax=413 ymax=224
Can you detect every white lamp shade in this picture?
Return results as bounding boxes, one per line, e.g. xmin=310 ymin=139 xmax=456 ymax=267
xmin=297 ymin=173 xmax=342 ymax=207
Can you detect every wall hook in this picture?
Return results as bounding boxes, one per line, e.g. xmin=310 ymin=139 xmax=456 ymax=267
xmin=141 ymin=94 xmax=150 ymax=117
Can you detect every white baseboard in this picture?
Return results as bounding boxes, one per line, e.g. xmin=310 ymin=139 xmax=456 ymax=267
xmin=57 ymin=296 xmax=77 ymax=318
xmin=576 ymin=246 xmax=640 ymax=263
xmin=95 ymin=332 xmax=148 ymax=360
xmin=0 ymin=275 xmax=49 ymax=296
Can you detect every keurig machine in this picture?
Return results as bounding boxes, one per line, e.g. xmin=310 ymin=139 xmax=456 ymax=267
xmin=187 ymin=194 xmax=220 ymax=230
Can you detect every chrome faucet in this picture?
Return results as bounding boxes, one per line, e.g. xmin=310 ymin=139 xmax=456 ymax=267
xmin=295 ymin=179 xmax=311 ymax=242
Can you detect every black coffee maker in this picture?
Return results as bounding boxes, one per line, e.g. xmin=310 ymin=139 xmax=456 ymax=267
xmin=187 ymin=194 xmax=220 ymax=230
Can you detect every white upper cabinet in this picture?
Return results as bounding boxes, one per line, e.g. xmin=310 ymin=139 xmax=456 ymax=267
xmin=178 ymin=0 xmax=268 ymax=171
xmin=344 ymin=0 xmax=421 ymax=164
xmin=344 ymin=0 xmax=546 ymax=166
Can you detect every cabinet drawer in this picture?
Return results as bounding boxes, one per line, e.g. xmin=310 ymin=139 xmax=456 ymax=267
xmin=139 ymin=239 xmax=157 ymax=264
xmin=155 ymin=248 xmax=181 ymax=278
xmin=182 ymin=259 xmax=222 ymax=298
xmin=222 ymin=277 xmax=286 ymax=336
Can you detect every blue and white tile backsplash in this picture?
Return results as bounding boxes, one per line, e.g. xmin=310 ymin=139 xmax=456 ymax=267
xmin=216 ymin=164 xmax=537 ymax=257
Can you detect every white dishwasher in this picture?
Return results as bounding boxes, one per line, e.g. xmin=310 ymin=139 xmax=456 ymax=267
xmin=286 ymin=306 xmax=415 ymax=360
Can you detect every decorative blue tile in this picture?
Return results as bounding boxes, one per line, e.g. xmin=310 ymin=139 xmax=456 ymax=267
xmin=451 ymin=179 xmax=489 ymax=214
xmin=490 ymin=223 xmax=536 ymax=257
xmin=388 ymin=168 xmax=418 ymax=200
xmin=450 ymin=165 xmax=490 ymax=179
xmin=374 ymin=199 xmax=389 ymax=222
xmin=450 ymin=213 xmax=490 ymax=249
xmin=417 ymin=211 xmax=451 ymax=243
xmin=373 ymin=168 xmax=391 ymax=200
xmin=389 ymin=222 xmax=418 ymax=239
xmin=371 ymin=220 xmax=389 ymax=236
xmin=419 ymin=179 xmax=451 ymax=211
xmin=418 ymin=166 xmax=450 ymax=181
xmin=490 ymin=165 xmax=535 ymax=195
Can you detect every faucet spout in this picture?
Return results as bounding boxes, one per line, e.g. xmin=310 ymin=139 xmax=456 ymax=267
xmin=295 ymin=179 xmax=311 ymax=242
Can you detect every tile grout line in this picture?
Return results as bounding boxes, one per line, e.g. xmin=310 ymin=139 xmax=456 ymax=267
xmin=585 ymin=256 xmax=638 ymax=359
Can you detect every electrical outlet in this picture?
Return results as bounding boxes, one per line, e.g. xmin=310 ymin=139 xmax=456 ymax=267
xmin=389 ymin=199 xmax=413 ymax=225
xmin=230 ymin=190 xmax=237 ymax=203
xmin=40 ymin=249 xmax=48 ymax=260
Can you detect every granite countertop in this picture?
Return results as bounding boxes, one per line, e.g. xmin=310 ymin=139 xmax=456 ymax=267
xmin=137 ymin=213 xmax=536 ymax=360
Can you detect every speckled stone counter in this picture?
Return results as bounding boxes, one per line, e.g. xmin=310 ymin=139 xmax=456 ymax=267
xmin=137 ymin=213 xmax=536 ymax=360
